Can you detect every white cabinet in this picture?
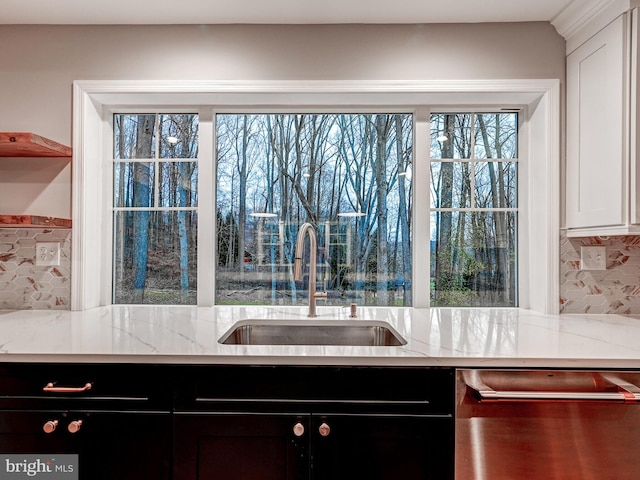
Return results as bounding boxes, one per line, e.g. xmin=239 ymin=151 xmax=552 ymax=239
xmin=566 ymin=11 xmax=640 ymax=236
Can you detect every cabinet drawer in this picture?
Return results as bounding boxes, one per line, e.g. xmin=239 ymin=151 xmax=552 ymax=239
xmin=175 ymin=366 xmax=454 ymax=415
xmin=0 ymin=363 xmax=171 ymax=410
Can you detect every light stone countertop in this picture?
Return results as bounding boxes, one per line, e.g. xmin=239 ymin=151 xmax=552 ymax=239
xmin=0 ymin=306 xmax=639 ymax=368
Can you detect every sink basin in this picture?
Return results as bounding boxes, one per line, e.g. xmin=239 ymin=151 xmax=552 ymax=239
xmin=218 ymin=320 xmax=406 ymax=346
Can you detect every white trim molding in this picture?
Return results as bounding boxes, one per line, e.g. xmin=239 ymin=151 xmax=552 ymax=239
xmin=554 ymin=0 xmax=640 ymax=53
xmin=71 ymin=79 xmax=560 ymax=314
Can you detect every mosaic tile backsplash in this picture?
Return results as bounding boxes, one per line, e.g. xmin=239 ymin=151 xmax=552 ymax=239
xmin=561 ymin=231 xmax=640 ymax=314
xmin=0 ymin=227 xmax=638 ymax=312
xmin=0 ymin=228 xmax=71 ymax=310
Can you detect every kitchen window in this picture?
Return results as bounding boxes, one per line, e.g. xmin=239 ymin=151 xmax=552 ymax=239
xmin=109 ymin=110 xmax=518 ymax=308
xmin=73 ymin=80 xmax=559 ymax=313
xmin=430 ymin=113 xmax=518 ymax=307
xmin=112 ymin=113 xmax=199 ymax=305
xmin=215 ymin=113 xmax=413 ymax=307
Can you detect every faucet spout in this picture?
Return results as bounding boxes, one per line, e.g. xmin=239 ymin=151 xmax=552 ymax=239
xmin=294 ymin=222 xmax=326 ymax=317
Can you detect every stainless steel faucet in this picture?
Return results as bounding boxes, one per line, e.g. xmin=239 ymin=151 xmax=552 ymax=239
xmin=294 ymin=222 xmax=327 ymax=317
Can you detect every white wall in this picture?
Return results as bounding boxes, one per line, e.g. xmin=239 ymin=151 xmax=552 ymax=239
xmin=0 ymin=22 xmax=565 ymax=218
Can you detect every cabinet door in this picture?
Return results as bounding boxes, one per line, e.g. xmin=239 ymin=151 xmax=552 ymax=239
xmin=173 ymin=414 xmax=309 ymax=480
xmin=0 ymin=411 xmax=77 ymax=453
xmin=74 ymin=412 xmax=171 ymax=480
xmin=0 ymin=411 xmax=171 ymax=480
xmin=567 ymin=14 xmax=627 ymax=229
xmin=310 ymin=415 xmax=453 ymax=480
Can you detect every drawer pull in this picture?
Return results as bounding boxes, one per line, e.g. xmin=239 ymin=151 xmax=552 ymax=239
xmin=42 ymin=420 xmax=58 ymax=434
xmin=67 ymin=420 xmax=83 ymax=434
xmin=43 ymin=382 xmax=92 ymax=393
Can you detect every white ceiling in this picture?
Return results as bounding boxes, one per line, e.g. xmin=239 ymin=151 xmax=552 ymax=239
xmin=2 ymin=0 xmax=588 ymax=25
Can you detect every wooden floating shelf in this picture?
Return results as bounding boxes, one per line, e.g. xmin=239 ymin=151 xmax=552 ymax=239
xmin=0 ymin=132 xmax=71 ymax=158
xmin=0 ymin=215 xmax=72 ymax=229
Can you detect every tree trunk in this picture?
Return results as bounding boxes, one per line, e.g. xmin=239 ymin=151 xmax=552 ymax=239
xmin=374 ymin=115 xmax=391 ymax=305
xmin=477 ymin=114 xmax=508 ymax=304
xmin=132 ymin=114 xmax=155 ymax=303
xmin=394 ymin=115 xmax=412 ymax=306
xmin=434 ymin=114 xmax=455 ymax=304
xmin=237 ymin=115 xmax=249 ymax=274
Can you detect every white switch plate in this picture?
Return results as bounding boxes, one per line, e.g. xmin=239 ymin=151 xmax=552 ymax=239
xmin=36 ymin=242 xmax=60 ymax=267
xmin=580 ymin=246 xmax=606 ymax=270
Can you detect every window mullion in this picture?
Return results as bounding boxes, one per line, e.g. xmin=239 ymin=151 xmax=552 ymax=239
xmin=469 ymin=113 xmax=476 ymax=210
xmin=198 ymin=109 xmax=215 ymax=306
xmin=414 ymin=107 xmax=431 ymax=308
xmin=154 ymin=113 xmax=161 ymax=209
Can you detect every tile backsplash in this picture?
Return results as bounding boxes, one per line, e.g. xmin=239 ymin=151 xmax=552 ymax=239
xmin=0 ymin=228 xmax=71 ymax=310
xmin=0 ymin=227 xmax=638 ymax=313
xmin=561 ymin=231 xmax=640 ymax=314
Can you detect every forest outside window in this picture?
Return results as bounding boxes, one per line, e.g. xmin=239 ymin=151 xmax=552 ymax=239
xmin=430 ymin=112 xmax=518 ymax=307
xmin=215 ymin=113 xmax=413 ymax=307
xmin=113 ymin=113 xmax=199 ymax=304
xmin=108 ymin=110 xmax=519 ymax=308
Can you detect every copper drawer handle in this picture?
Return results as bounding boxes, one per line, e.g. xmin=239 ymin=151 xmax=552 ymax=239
xmin=43 ymin=382 xmax=92 ymax=393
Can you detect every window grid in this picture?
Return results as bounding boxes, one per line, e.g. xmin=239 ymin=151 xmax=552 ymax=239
xmin=429 ymin=112 xmax=518 ymax=307
xmin=430 ymin=113 xmax=519 ymax=213
xmin=111 ymin=113 xmax=199 ymax=305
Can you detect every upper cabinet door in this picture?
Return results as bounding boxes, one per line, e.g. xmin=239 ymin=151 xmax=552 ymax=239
xmin=567 ymin=13 xmax=628 ymax=231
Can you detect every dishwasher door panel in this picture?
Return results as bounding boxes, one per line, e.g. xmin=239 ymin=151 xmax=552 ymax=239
xmin=456 ymin=370 xmax=640 ymax=480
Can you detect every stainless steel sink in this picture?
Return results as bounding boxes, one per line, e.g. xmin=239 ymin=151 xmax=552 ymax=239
xmin=218 ymin=320 xmax=406 ymax=346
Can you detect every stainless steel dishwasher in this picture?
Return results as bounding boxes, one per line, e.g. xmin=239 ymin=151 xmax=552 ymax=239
xmin=456 ymin=370 xmax=640 ymax=480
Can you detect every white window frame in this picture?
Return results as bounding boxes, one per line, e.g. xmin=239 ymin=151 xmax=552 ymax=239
xmin=72 ymin=80 xmax=559 ymax=314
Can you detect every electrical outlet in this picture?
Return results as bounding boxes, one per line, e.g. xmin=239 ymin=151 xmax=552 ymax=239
xmin=36 ymin=242 xmax=60 ymax=267
xmin=580 ymin=246 xmax=606 ymax=270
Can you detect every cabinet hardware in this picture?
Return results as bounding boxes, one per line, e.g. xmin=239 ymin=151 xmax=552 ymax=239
xmin=318 ymin=422 xmax=330 ymax=437
xmin=293 ymin=422 xmax=305 ymax=437
xmin=43 ymin=382 xmax=92 ymax=393
xmin=67 ymin=420 xmax=83 ymax=434
xmin=42 ymin=420 xmax=58 ymax=434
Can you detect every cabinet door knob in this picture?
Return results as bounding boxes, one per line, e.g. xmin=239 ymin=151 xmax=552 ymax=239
xmin=42 ymin=420 xmax=58 ymax=434
xmin=67 ymin=420 xmax=83 ymax=434
xmin=318 ymin=422 xmax=331 ymax=437
xmin=293 ymin=422 xmax=305 ymax=437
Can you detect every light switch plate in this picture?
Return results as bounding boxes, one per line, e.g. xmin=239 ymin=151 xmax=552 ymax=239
xmin=36 ymin=242 xmax=60 ymax=267
xmin=580 ymin=246 xmax=606 ymax=270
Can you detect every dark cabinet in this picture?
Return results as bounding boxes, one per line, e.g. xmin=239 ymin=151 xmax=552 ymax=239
xmin=310 ymin=414 xmax=451 ymax=480
xmin=0 ymin=411 xmax=171 ymax=479
xmin=173 ymin=365 xmax=455 ymax=480
xmin=0 ymin=362 xmax=455 ymax=480
xmin=0 ymin=363 xmax=172 ymax=480
xmin=174 ymin=413 xmax=451 ymax=480
xmin=174 ymin=414 xmax=309 ymax=480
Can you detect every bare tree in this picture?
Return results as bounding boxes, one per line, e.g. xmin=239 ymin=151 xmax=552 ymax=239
xmin=131 ymin=114 xmax=155 ymax=303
